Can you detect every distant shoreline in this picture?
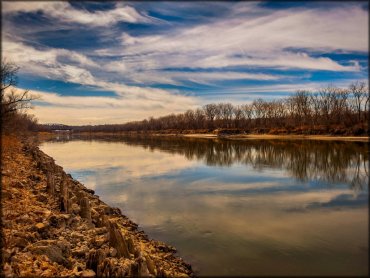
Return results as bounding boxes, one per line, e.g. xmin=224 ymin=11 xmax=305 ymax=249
xmin=181 ymin=133 xmax=369 ymax=142
xmin=38 ymin=131 xmax=369 ymax=142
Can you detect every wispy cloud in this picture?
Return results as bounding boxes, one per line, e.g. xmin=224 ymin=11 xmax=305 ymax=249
xmin=110 ymin=4 xmax=367 ymax=69
xmin=2 ymin=2 xmax=154 ymax=26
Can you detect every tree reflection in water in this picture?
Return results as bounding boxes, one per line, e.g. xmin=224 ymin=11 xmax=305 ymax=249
xmin=63 ymin=135 xmax=368 ymax=192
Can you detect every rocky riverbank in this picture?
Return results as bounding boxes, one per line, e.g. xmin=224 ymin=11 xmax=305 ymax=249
xmin=1 ymin=136 xmax=193 ymax=277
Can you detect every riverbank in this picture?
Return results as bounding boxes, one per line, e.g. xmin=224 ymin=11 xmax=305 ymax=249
xmin=1 ymin=135 xmax=193 ymax=277
xmin=42 ymin=131 xmax=369 ymax=142
xmin=182 ymin=133 xmax=369 ymax=142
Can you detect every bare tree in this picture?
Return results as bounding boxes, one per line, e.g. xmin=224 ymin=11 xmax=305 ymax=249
xmin=242 ymin=104 xmax=254 ymax=128
xmin=349 ymin=81 xmax=367 ymax=122
xmin=218 ymin=103 xmax=234 ymax=128
xmin=194 ymin=108 xmax=205 ymax=129
xmin=232 ymin=105 xmax=244 ymax=128
xmin=1 ymin=60 xmax=38 ymax=119
xmin=203 ymin=104 xmax=218 ymax=128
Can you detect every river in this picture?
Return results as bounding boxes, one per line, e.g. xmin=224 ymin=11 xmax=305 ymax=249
xmin=40 ymin=135 xmax=368 ymax=276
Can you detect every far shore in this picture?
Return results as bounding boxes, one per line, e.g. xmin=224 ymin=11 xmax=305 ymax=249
xmin=39 ymin=131 xmax=369 ymax=142
xmin=181 ymin=133 xmax=369 ymax=142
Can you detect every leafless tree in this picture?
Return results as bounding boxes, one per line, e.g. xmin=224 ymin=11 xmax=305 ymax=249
xmin=349 ymin=81 xmax=367 ymax=122
xmin=1 ymin=60 xmax=38 ymax=119
xmin=203 ymin=104 xmax=218 ymax=128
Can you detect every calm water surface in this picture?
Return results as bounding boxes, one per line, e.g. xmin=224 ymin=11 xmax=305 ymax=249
xmin=40 ymin=135 xmax=368 ymax=276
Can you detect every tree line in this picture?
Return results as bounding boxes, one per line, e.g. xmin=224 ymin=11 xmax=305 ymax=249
xmin=47 ymin=81 xmax=368 ymax=135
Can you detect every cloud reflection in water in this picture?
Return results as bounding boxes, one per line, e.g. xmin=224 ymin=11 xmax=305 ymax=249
xmin=40 ymin=137 xmax=368 ymax=276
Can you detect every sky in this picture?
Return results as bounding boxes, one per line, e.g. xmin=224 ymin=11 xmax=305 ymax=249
xmin=2 ymin=1 xmax=369 ymax=125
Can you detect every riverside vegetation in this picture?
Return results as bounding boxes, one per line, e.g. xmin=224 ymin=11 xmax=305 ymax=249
xmin=38 ymin=82 xmax=369 ymax=136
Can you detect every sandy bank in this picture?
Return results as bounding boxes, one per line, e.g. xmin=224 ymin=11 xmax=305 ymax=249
xmin=45 ymin=131 xmax=368 ymax=142
xmin=1 ymin=136 xmax=193 ymax=277
xmin=181 ymin=133 xmax=369 ymax=142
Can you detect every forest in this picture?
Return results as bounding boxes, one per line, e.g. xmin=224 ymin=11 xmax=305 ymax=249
xmin=39 ymin=82 xmax=369 ymax=136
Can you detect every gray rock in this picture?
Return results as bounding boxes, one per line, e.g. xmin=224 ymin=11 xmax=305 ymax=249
xmin=13 ymin=237 xmax=29 ymax=249
xmin=30 ymin=245 xmax=65 ymax=265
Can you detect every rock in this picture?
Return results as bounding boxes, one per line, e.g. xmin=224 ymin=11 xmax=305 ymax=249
xmin=27 ymin=239 xmax=71 ymax=268
xmin=107 ymin=221 xmax=130 ymax=259
xmin=83 ymin=188 xmax=95 ymax=195
xmin=18 ymin=214 xmax=32 ymax=224
xmin=90 ymin=208 xmax=99 ymax=221
xmin=35 ymin=223 xmax=46 ymax=230
xmin=110 ymin=207 xmax=122 ymax=215
xmin=28 ymin=174 xmax=41 ymax=182
xmin=86 ymin=249 xmax=107 ymax=273
xmin=126 ymin=236 xmax=136 ymax=255
xmin=41 ymin=269 xmax=54 ymax=276
xmin=29 ymin=245 xmax=65 ymax=265
xmin=40 ymin=261 xmax=51 ymax=270
xmin=92 ymin=227 xmax=107 ymax=235
xmin=3 ymin=249 xmax=12 ymax=263
xmin=71 ymin=203 xmax=81 ymax=215
xmin=2 ymin=169 xmax=11 ymax=176
xmin=157 ymin=243 xmax=176 ymax=253
xmin=70 ymin=231 xmax=84 ymax=240
xmin=138 ymin=257 xmax=151 ymax=277
xmin=36 ymin=194 xmax=48 ymax=203
xmin=93 ymin=236 xmax=107 ymax=248
xmin=46 ymin=173 xmax=55 ymax=197
xmin=145 ymin=255 xmax=157 ymax=276
xmin=35 ymin=209 xmax=52 ymax=218
xmin=13 ymin=237 xmax=29 ymax=249
xmin=109 ymin=247 xmax=117 ymax=257
xmin=48 ymin=214 xmax=66 ymax=229
xmin=81 ymin=269 xmax=96 ymax=278
xmin=79 ymin=197 xmax=92 ymax=223
xmin=60 ymin=178 xmax=69 ymax=213
xmin=72 ymin=245 xmax=89 ymax=257
xmin=3 ymin=263 xmax=14 ymax=277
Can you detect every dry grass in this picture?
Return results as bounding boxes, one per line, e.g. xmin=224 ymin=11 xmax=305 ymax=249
xmin=2 ymin=135 xmax=22 ymax=159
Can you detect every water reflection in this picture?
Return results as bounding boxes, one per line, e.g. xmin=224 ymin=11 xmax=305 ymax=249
xmin=60 ymin=135 xmax=368 ymax=191
xmin=40 ymin=135 xmax=368 ymax=276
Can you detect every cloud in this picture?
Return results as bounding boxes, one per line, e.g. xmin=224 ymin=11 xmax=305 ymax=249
xmin=2 ymin=2 xmax=153 ymax=26
xmin=2 ymin=40 xmax=98 ymax=84
xmin=104 ymin=69 xmax=282 ymax=86
xmin=105 ymin=5 xmax=366 ymax=73
xmin=7 ymin=86 xmax=198 ymax=125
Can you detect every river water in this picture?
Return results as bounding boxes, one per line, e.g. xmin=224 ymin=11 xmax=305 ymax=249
xmin=40 ymin=135 xmax=368 ymax=276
